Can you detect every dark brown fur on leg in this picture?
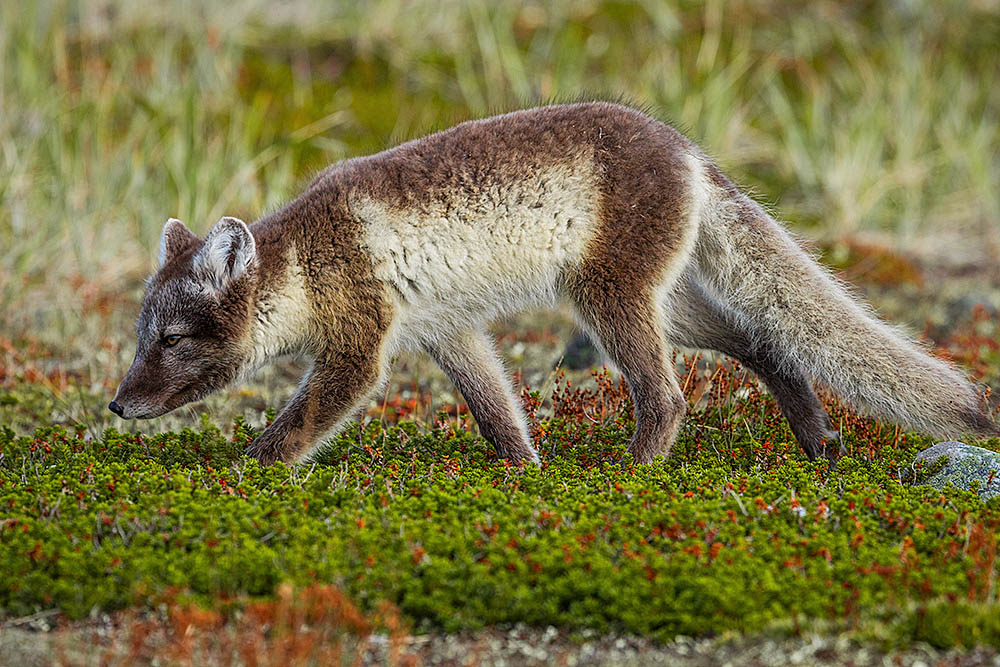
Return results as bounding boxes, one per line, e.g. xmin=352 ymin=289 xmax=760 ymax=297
xmin=246 ymin=349 xmax=383 ymax=465
xmin=669 ymin=276 xmax=842 ymax=461
xmin=570 ymin=286 xmax=686 ymax=465
xmin=425 ymin=329 xmax=539 ymax=463
xmin=747 ymin=357 xmax=843 ymax=462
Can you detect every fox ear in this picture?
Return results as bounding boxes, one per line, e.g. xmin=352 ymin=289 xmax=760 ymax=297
xmin=194 ymin=216 xmax=257 ymax=290
xmin=159 ymin=218 xmax=199 ymax=267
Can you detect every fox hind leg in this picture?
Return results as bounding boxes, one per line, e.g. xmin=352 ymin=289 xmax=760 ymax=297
xmin=424 ymin=329 xmax=540 ymax=464
xmin=669 ymin=276 xmax=843 ymax=461
xmin=570 ymin=285 xmax=687 ymax=464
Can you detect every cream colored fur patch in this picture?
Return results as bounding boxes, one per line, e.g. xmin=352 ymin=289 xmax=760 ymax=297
xmin=242 ymin=248 xmax=313 ymax=376
xmin=353 ymin=156 xmax=600 ymax=350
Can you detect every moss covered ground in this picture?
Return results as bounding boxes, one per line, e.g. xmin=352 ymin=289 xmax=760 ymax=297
xmin=3 ymin=364 xmax=999 ymax=656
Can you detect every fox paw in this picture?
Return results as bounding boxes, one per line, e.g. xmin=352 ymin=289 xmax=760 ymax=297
xmin=245 ymin=436 xmax=282 ymax=467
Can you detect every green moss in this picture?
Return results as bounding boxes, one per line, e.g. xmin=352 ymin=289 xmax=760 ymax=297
xmin=1 ymin=400 xmax=998 ymax=646
xmin=902 ymin=601 xmax=1000 ymax=648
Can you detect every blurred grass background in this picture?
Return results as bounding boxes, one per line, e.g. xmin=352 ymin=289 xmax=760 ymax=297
xmin=1 ymin=0 xmax=998 ymax=434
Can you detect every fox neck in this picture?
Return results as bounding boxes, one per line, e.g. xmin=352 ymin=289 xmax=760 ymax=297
xmin=241 ymin=236 xmax=313 ymax=376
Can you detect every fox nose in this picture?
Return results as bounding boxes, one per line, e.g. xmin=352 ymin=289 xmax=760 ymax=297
xmin=108 ymin=400 xmax=125 ymax=417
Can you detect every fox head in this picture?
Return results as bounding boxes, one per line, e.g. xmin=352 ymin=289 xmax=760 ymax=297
xmin=110 ymin=217 xmax=257 ymax=419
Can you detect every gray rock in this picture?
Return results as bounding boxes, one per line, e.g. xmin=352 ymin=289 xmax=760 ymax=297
xmin=560 ymin=332 xmax=601 ymax=371
xmin=913 ymin=441 xmax=1000 ymax=501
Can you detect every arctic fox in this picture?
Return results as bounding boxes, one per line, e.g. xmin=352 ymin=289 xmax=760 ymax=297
xmin=110 ymin=102 xmax=998 ymax=465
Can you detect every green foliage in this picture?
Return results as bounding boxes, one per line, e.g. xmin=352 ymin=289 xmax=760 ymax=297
xmin=2 ymin=0 xmax=999 ymax=342
xmin=2 ymin=402 xmax=998 ymax=647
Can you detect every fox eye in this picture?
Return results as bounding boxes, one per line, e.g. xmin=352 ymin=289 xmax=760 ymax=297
xmin=164 ymin=334 xmax=182 ymax=347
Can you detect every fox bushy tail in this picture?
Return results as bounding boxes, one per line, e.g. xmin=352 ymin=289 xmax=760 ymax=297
xmin=693 ymin=169 xmax=998 ymax=440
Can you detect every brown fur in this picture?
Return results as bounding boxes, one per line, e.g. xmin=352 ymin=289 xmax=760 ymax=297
xmin=243 ymin=184 xmax=395 ymax=464
xmin=112 ymin=101 xmax=997 ymax=467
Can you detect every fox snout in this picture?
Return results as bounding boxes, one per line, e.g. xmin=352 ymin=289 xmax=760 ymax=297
xmin=109 ymin=361 xmax=171 ymax=420
xmin=109 ymin=382 xmax=162 ymax=419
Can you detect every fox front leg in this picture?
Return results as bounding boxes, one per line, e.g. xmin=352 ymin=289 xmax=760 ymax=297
xmin=246 ymin=351 xmax=384 ymax=465
xmin=424 ymin=328 xmax=540 ymax=464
